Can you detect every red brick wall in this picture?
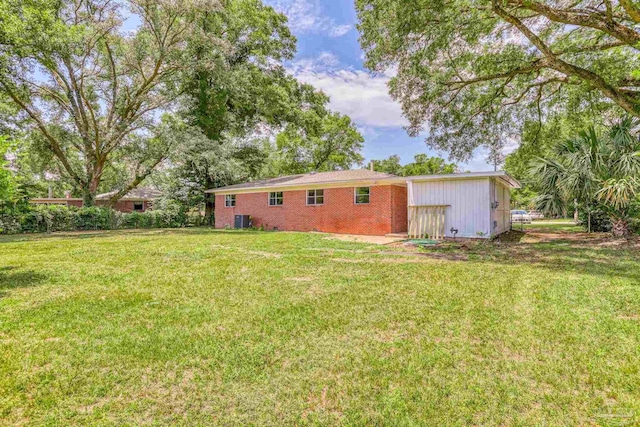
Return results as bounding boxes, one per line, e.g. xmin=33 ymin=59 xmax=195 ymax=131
xmin=215 ymin=185 xmax=408 ymax=236
xmin=96 ymin=200 xmax=148 ymax=213
xmin=390 ymin=185 xmax=407 ymax=233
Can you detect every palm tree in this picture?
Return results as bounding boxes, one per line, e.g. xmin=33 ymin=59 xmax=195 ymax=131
xmin=531 ymin=117 xmax=640 ymax=237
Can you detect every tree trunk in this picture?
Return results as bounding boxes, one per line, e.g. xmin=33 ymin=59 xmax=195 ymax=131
xmin=611 ymin=217 xmax=630 ymax=238
xmin=86 ymin=159 xmax=104 ymax=207
xmin=205 ymin=193 xmax=215 ymax=225
xmin=82 ymin=187 xmax=95 ymax=207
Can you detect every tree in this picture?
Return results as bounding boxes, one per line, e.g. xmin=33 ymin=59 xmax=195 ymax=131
xmin=0 ymin=0 xmax=226 ymax=205
xmin=505 ymin=115 xmax=595 ymax=209
xmin=532 ymin=117 xmax=640 ymax=236
xmin=274 ymin=112 xmax=364 ymax=175
xmin=155 ymin=124 xmax=246 ymax=215
xmin=0 ymin=136 xmax=16 ymax=204
xmin=356 ymin=0 xmax=640 ymax=160
xmin=374 ymin=154 xmax=457 ymax=176
xmin=181 ymin=0 xmax=296 ymax=142
xmin=373 ymin=154 xmax=403 ymax=175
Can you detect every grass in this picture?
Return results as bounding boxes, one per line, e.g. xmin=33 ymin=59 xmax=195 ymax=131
xmin=1 ymin=228 xmax=639 ymax=426
xmin=520 ymin=220 xmax=584 ymax=233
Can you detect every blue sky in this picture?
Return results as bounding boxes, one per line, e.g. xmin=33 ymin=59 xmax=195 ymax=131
xmin=265 ymin=0 xmax=499 ymax=171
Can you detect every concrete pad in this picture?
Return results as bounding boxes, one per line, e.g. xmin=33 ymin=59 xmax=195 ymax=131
xmin=323 ymin=233 xmax=407 ymax=245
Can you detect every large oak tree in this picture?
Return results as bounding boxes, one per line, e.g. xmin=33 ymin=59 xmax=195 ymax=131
xmin=0 ymin=0 xmax=227 ymax=205
xmin=356 ymin=0 xmax=640 ymax=160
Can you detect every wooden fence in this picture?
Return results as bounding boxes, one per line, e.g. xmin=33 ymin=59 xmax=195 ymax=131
xmin=408 ymin=205 xmax=449 ymax=239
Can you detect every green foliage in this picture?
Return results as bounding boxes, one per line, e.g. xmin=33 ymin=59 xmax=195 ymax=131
xmin=0 ymin=136 xmax=16 ymax=204
xmin=532 ymin=117 xmax=640 ymax=235
xmin=152 ymin=0 xmax=364 ymax=211
xmin=274 ymin=112 xmax=364 ymax=174
xmin=506 ymin=117 xmax=580 ymax=209
xmin=182 ymin=0 xmax=296 ymax=141
xmin=355 ymin=0 xmax=636 ymax=160
xmin=1 ymin=203 xmax=199 ymax=234
xmin=577 ymin=207 xmax=612 ymax=233
xmin=509 ymin=186 xmax=538 ymax=210
xmin=0 ymin=0 xmax=247 ymax=204
xmin=374 ymin=154 xmax=457 ymax=176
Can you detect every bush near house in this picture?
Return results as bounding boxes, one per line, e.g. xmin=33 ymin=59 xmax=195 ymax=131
xmin=0 ymin=203 xmax=204 ymax=234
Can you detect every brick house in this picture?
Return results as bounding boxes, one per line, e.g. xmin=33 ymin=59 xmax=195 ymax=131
xmin=95 ymin=187 xmax=161 ymax=213
xmin=29 ymin=187 xmax=161 ymax=213
xmin=207 ymin=170 xmax=520 ymax=238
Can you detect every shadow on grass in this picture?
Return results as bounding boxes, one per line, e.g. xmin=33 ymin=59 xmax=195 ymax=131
xmin=0 ymin=266 xmax=49 ymax=298
xmin=0 ymin=227 xmax=267 ymax=243
xmin=420 ymin=232 xmax=640 ymax=281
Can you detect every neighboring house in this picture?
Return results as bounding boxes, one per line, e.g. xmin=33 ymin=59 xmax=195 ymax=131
xmin=30 ymin=187 xmax=161 ymax=213
xmin=95 ymin=187 xmax=162 ymax=213
xmin=29 ymin=195 xmax=84 ymax=208
xmin=206 ymin=169 xmax=520 ymax=239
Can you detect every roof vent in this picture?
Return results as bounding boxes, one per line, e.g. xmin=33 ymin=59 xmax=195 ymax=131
xmin=309 ymin=171 xmax=316 ymax=175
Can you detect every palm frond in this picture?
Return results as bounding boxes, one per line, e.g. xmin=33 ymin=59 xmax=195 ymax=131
xmin=596 ymin=177 xmax=639 ymax=210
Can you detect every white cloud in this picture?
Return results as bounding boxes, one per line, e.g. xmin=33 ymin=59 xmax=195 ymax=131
xmin=356 ymin=125 xmax=380 ymax=139
xmin=266 ymin=0 xmax=352 ymax=37
xmin=288 ymin=54 xmax=408 ymax=128
xmin=328 ymin=24 xmax=351 ymax=37
xmin=289 ymin=51 xmax=339 ymax=72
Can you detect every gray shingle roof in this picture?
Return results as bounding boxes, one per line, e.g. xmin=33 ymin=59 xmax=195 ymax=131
xmin=96 ymin=187 xmax=162 ymax=200
xmin=206 ymin=169 xmax=397 ymax=193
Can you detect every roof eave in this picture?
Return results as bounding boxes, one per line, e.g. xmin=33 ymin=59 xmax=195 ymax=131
xmin=30 ymin=198 xmax=83 ymax=202
xmin=206 ymin=177 xmax=404 ymax=194
xmin=206 ymin=171 xmax=522 ymax=194
xmin=404 ymin=171 xmax=521 ymax=188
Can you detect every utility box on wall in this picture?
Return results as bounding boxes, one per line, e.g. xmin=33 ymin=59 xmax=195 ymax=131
xmin=234 ymin=215 xmax=252 ymax=229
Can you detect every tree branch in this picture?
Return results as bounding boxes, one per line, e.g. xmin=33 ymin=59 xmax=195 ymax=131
xmin=619 ymin=0 xmax=640 ymax=23
xmin=0 ymin=80 xmax=86 ymax=186
xmin=494 ymin=0 xmax=640 ymax=116
xmin=445 ymin=61 xmax=547 ymax=89
xmin=507 ymin=0 xmax=640 ymax=46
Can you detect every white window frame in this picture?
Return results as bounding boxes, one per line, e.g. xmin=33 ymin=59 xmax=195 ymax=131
xmin=268 ymin=191 xmax=283 ymax=206
xmin=354 ymin=187 xmax=370 ymax=204
xmin=133 ymin=201 xmax=144 ymax=211
xmin=306 ymin=189 xmax=324 ymax=206
xmin=225 ymin=194 xmax=236 ymax=207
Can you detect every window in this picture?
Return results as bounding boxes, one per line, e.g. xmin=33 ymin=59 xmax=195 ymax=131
xmin=133 ymin=202 xmax=144 ymax=211
xmin=354 ymin=187 xmax=370 ymax=204
xmin=306 ymin=189 xmax=324 ymax=205
xmin=269 ymin=191 xmax=283 ymax=206
xmin=225 ymin=194 xmax=236 ymax=207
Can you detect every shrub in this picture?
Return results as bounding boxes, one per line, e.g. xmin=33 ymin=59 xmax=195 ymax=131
xmin=20 ymin=205 xmax=53 ymax=233
xmin=75 ymin=207 xmax=114 ymax=230
xmin=0 ymin=203 xmax=203 ymax=234
xmin=0 ymin=213 xmax=21 ymax=234
xmin=147 ymin=200 xmax=186 ymax=228
xmin=46 ymin=205 xmax=77 ymax=232
xmin=577 ymin=208 xmax=611 ymax=232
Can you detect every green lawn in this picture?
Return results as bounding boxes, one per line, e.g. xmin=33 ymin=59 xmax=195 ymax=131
xmin=520 ymin=220 xmax=584 ymax=233
xmin=1 ymin=229 xmax=639 ymax=426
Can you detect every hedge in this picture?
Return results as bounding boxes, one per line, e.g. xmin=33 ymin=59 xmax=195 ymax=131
xmin=0 ymin=204 xmax=205 ymax=234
